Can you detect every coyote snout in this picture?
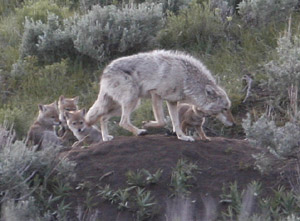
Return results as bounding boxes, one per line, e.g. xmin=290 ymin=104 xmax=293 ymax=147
xmin=216 ymin=109 xmax=235 ymax=127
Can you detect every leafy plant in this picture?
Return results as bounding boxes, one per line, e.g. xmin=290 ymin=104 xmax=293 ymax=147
xmin=0 ymin=124 xmax=76 ymax=219
xmin=170 ymin=159 xmax=198 ymax=196
xmin=158 ymin=0 xmax=226 ymax=52
xmin=126 ymin=169 xmax=163 ymax=187
xmin=238 ymin=0 xmax=297 ymax=27
xmin=134 ymin=187 xmax=157 ymax=221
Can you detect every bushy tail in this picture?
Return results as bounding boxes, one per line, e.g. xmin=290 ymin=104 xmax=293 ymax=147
xmin=85 ymin=91 xmax=114 ymax=126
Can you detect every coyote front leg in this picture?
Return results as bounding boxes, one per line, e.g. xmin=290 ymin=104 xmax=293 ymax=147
xmin=166 ymin=101 xmax=194 ymax=142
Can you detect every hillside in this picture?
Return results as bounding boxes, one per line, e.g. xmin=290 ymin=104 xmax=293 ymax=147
xmin=64 ymin=135 xmax=293 ymax=220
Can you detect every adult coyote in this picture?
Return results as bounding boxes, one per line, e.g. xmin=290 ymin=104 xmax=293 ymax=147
xmin=86 ymin=50 xmax=232 ymax=142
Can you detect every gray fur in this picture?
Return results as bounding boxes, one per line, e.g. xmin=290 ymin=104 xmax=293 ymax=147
xmin=86 ymin=50 xmax=231 ymax=142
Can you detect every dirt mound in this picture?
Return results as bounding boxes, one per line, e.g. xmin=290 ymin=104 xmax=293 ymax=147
xmin=65 ymin=135 xmax=290 ymax=220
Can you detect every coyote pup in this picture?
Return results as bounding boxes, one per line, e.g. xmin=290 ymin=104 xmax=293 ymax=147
xmin=26 ymin=102 xmax=62 ymax=149
xmin=65 ymin=109 xmax=102 ymax=147
xmin=178 ymin=103 xmax=235 ymax=141
xmin=86 ymin=50 xmax=231 ymax=142
xmin=57 ymin=95 xmax=79 ymax=138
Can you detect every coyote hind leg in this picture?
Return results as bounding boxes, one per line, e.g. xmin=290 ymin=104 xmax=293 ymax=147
xmin=143 ymin=93 xmax=166 ymax=128
xmin=119 ymin=99 xmax=147 ymax=136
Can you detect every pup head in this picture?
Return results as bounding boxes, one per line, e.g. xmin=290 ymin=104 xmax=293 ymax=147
xmin=58 ymin=95 xmax=79 ymax=123
xmin=65 ymin=109 xmax=87 ymax=133
xmin=37 ymin=102 xmax=60 ymax=126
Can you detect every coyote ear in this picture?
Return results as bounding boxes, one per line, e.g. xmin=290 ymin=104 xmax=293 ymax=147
xmin=81 ymin=109 xmax=86 ymax=117
xmin=205 ymin=85 xmax=215 ymax=97
xmin=73 ymin=96 xmax=79 ymax=105
xmin=59 ymin=95 xmax=65 ymax=103
xmin=38 ymin=104 xmax=45 ymax=112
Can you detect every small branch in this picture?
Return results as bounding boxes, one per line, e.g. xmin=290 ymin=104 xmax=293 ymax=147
xmin=242 ymin=75 xmax=253 ymax=103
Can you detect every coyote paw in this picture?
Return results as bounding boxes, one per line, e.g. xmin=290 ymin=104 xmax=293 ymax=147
xmin=137 ymin=129 xmax=148 ymax=136
xmin=178 ymin=135 xmax=195 ymax=142
xmin=103 ymin=135 xmax=114 ymax=142
xmin=197 ymin=136 xmax=211 ymax=142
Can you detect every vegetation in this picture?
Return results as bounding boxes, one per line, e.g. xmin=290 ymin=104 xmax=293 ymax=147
xmin=2 ymin=0 xmax=300 ymax=219
xmin=0 ymin=124 xmax=76 ymax=220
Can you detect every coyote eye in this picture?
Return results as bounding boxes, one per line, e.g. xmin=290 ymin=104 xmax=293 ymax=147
xmin=72 ymin=122 xmax=77 ymax=125
xmin=65 ymin=108 xmax=70 ymax=111
xmin=224 ymin=108 xmax=228 ymax=111
xmin=79 ymin=121 xmax=83 ymax=125
xmin=51 ymin=116 xmax=56 ymax=119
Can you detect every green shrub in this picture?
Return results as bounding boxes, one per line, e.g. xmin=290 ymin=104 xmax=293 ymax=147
xmin=0 ymin=124 xmax=76 ymax=219
xmin=0 ymin=0 xmax=22 ymax=15
xmin=20 ymin=14 xmax=77 ymax=64
xmin=19 ymin=3 xmax=163 ymax=65
xmin=264 ymin=29 xmax=300 ymax=120
xmin=15 ymin=0 xmax=70 ymax=26
xmin=242 ymin=114 xmax=300 ymax=172
xmin=238 ymin=0 xmax=297 ymax=27
xmin=0 ymin=15 xmax=22 ymax=74
xmin=71 ymin=3 xmax=164 ymax=63
xmin=6 ymin=57 xmax=97 ymax=137
xmin=158 ymin=1 xmax=226 ymax=52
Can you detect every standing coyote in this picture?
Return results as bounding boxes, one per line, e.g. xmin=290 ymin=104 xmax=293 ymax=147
xmin=26 ymin=102 xmax=62 ymax=149
xmin=57 ymin=95 xmax=79 ymax=140
xmin=86 ymin=50 xmax=232 ymax=142
xmin=65 ymin=109 xmax=102 ymax=147
xmin=178 ymin=103 xmax=235 ymax=141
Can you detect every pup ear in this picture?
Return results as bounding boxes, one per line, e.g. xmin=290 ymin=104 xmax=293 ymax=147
xmin=81 ymin=109 xmax=86 ymax=117
xmin=205 ymin=85 xmax=215 ymax=97
xmin=52 ymin=101 xmax=58 ymax=109
xmin=65 ymin=111 xmax=70 ymax=119
xmin=59 ymin=95 xmax=65 ymax=103
xmin=38 ymin=104 xmax=45 ymax=112
xmin=73 ymin=96 xmax=79 ymax=105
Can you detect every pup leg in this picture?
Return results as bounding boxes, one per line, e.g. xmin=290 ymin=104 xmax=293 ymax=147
xmin=143 ymin=93 xmax=166 ymax=128
xmin=196 ymin=118 xmax=211 ymax=141
xmin=166 ymin=101 xmax=194 ymax=142
xmin=119 ymin=99 xmax=147 ymax=136
xmin=180 ymin=120 xmax=188 ymax=135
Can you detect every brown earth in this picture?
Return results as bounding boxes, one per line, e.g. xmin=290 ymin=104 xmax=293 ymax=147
xmin=63 ymin=134 xmax=295 ymax=220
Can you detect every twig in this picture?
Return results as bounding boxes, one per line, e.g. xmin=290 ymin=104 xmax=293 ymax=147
xmin=242 ymin=75 xmax=253 ymax=103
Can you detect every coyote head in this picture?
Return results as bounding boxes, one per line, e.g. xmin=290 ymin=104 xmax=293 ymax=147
xmin=58 ymin=95 xmax=79 ymax=124
xmin=65 ymin=109 xmax=87 ymax=134
xmin=196 ymin=84 xmax=231 ymax=115
xmin=37 ymin=102 xmax=60 ymax=126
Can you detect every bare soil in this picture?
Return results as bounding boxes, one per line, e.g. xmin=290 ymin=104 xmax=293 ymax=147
xmin=63 ymin=134 xmax=295 ymax=220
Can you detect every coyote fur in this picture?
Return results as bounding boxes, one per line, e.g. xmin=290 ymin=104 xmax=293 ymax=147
xmin=86 ymin=50 xmax=232 ymax=142
xmin=178 ymin=103 xmax=235 ymax=141
xmin=65 ymin=109 xmax=102 ymax=147
xmin=26 ymin=102 xmax=62 ymax=150
xmin=57 ymin=95 xmax=79 ymax=142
